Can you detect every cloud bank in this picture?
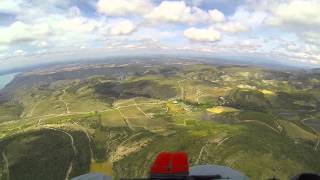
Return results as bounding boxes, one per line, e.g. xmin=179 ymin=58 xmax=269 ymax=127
xmin=0 ymin=0 xmax=319 ymax=69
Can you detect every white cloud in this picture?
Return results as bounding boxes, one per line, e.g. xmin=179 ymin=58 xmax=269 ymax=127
xmin=132 ymin=27 xmax=179 ymax=41
xmin=184 ymin=27 xmax=221 ymax=42
xmin=0 ymin=21 xmax=49 ymax=44
xmin=254 ymin=0 xmax=320 ymax=65
xmin=57 ymin=17 xmax=99 ymax=34
xmin=0 ymin=45 xmax=8 ymax=52
xmin=68 ymin=6 xmax=81 ymax=17
xmin=108 ymin=20 xmax=136 ymax=35
xmin=216 ymin=21 xmax=249 ymax=33
xmin=209 ymin=9 xmax=225 ymax=23
xmin=0 ymin=14 xmax=103 ymax=46
xmin=0 ymin=5 xmax=110 ymax=58
xmin=146 ymin=1 xmax=209 ymax=24
xmin=97 ymin=0 xmax=153 ymax=16
xmin=0 ymin=0 xmax=319 ymax=67
xmin=303 ymin=32 xmax=320 ymax=46
xmin=268 ymin=0 xmax=320 ymax=26
xmin=230 ymin=7 xmax=268 ymax=28
xmin=207 ymin=7 xmax=262 ymax=34
xmin=0 ymin=0 xmax=21 ymax=14
xmin=0 ymin=0 xmax=73 ymax=22
xmin=37 ymin=41 xmax=49 ymax=48
xmin=14 ymin=49 xmax=26 ymax=55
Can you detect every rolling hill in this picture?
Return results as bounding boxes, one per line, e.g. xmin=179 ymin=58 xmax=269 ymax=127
xmin=0 ymin=59 xmax=319 ymax=180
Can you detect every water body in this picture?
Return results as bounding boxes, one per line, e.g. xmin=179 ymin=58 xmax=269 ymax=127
xmin=0 ymin=73 xmax=18 ymax=90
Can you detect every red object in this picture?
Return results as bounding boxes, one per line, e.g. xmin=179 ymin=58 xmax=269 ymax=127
xmin=150 ymin=152 xmax=189 ymax=175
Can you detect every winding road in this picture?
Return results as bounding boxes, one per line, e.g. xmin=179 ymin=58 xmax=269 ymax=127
xmin=195 ymin=142 xmax=209 ymax=164
xmin=301 ymin=116 xmax=320 ymax=151
xmin=27 ymin=101 xmax=41 ymax=117
xmin=241 ymin=120 xmax=281 ymax=133
xmin=315 ymin=138 xmax=319 ymax=151
xmin=115 ymin=102 xmax=164 ymax=109
xmin=195 ymin=135 xmax=233 ymax=164
xmin=120 ymin=132 xmax=143 ymax=145
xmin=60 ymin=89 xmax=70 ymax=114
xmin=117 ymin=109 xmax=133 ymax=130
xmin=73 ymin=123 xmax=94 ymax=161
xmin=217 ymin=136 xmax=232 ymax=147
xmin=1 ymin=152 xmax=9 ymax=180
xmin=134 ymin=100 xmax=151 ymax=120
xmin=45 ymin=127 xmax=76 ymax=180
xmin=196 ymin=88 xmax=202 ymax=104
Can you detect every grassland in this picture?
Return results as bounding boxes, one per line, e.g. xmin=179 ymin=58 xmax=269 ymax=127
xmin=207 ymin=106 xmax=240 ymax=114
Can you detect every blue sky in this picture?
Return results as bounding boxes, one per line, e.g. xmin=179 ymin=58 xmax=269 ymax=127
xmin=0 ymin=0 xmax=319 ymax=70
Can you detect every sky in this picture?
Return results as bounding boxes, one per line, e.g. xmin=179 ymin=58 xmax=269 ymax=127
xmin=0 ymin=0 xmax=320 ymax=70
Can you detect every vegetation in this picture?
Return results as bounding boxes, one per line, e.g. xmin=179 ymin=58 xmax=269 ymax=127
xmin=207 ymin=106 xmax=240 ymax=114
xmin=0 ymin=60 xmax=319 ymax=180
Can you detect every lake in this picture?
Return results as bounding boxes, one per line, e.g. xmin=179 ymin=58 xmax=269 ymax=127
xmin=0 ymin=73 xmax=18 ymax=90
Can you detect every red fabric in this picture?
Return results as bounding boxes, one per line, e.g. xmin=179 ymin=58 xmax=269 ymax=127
xmin=150 ymin=152 xmax=189 ymax=175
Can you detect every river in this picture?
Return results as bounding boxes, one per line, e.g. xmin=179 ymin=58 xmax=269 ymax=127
xmin=0 ymin=73 xmax=18 ymax=90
